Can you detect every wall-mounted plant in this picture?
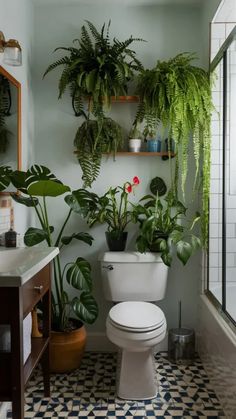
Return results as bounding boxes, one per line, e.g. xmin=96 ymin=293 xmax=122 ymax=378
xmin=0 ymin=75 xmax=12 ymax=153
xmin=44 ymin=20 xmax=143 ymax=117
xmin=135 ymin=53 xmax=213 ymax=243
xmin=44 ymin=20 xmax=143 ymax=187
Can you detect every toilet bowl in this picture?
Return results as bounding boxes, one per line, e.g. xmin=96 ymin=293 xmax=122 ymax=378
xmin=100 ymin=252 xmax=168 ymax=400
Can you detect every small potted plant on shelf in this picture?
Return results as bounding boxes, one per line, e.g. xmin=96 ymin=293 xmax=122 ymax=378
xmin=128 ymin=123 xmax=143 ymax=153
xmin=87 ymin=176 xmax=140 ymax=251
xmin=7 ymin=165 xmax=98 ymax=373
xmin=132 ymin=177 xmax=201 ymax=266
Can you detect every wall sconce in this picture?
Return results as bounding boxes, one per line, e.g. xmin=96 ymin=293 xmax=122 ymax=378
xmin=0 ymin=31 xmax=22 ymax=66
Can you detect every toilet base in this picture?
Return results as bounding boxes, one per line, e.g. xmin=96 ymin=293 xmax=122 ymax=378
xmin=117 ymin=349 xmax=157 ymax=400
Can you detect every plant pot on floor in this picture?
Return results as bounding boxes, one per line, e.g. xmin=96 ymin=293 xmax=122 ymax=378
xmin=105 ymin=231 xmax=128 ymax=251
xmin=50 ymin=324 xmax=87 ymax=373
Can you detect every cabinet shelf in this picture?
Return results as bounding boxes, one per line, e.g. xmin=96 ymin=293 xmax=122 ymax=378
xmin=24 ymin=337 xmax=50 ymax=384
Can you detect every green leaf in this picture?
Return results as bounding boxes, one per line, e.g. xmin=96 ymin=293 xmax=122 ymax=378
xmin=150 ymin=177 xmax=167 ymax=197
xmin=10 ymin=170 xmax=28 ymax=193
xmin=0 ymin=166 xmax=12 ymax=191
xmin=71 ymin=292 xmax=98 ymax=324
xmin=161 ymin=251 xmax=172 ymax=267
xmin=65 ymin=189 xmax=97 ymax=216
xmin=28 ymin=180 xmax=70 ymax=197
xmin=191 ymin=235 xmax=201 ymax=250
xmin=11 ymin=193 xmax=39 ymax=207
xmin=176 ymin=240 xmax=192 ymax=265
xmin=66 ymin=257 xmax=92 ymax=292
xmin=24 ymin=227 xmax=50 ymax=246
xmin=61 ymin=232 xmax=93 ymax=246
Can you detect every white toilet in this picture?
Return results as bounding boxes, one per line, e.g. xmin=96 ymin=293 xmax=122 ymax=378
xmin=100 ymin=251 xmax=168 ymax=400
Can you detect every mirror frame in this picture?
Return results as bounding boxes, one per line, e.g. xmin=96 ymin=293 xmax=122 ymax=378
xmin=0 ymin=65 xmax=22 ymax=194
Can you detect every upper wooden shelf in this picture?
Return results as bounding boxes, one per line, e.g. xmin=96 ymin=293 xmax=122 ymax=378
xmin=111 ymin=95 xmax=139 ymax=103
xmin=74 ymin=151 xmax=175 ymax=157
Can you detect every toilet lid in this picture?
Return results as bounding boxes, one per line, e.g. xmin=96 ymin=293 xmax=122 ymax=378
xmin=109 ymin=302 xmax=165 ymax=332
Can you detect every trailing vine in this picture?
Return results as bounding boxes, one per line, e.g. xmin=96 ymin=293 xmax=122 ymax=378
xmin=135 ymin=53 xmax=213 ymax=244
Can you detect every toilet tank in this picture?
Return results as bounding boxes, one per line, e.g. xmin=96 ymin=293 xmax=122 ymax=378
xmin=100 ymin=252 xmax=168 ymax=302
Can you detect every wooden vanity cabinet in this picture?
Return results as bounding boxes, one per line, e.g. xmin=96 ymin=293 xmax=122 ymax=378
xmin=0 ymin=264 xmax=51 ymax=419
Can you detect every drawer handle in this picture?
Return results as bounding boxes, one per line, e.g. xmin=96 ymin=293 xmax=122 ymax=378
xmin=34 ymin=285 xmax=43 ymax=294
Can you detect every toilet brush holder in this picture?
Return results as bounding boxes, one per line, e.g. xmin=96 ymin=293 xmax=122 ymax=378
xmin=168 ymin=301 xmax=195 ymax=363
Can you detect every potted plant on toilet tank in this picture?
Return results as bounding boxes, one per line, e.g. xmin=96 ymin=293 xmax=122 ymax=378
xmin=86 ymin=176 xmax=140 ymax=251
xmin=132 ymin=177 xmax=201 ymax=266
xmin=9 ymin=165 xmax=98 ymax=373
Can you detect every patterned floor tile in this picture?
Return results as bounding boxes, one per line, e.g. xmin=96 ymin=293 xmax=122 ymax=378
xmin=6 ymin=352 xmax=225 ymax=418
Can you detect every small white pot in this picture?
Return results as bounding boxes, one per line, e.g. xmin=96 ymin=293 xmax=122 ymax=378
xmin=128 ymin=139 xmax=142 ymax=153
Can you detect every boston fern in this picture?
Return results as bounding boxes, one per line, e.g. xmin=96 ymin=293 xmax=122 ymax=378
xmin=135 ymin=53 xmax=213 ymax=243
xmin=74 ymin=117 xmax=123 ymax=188
xmin=43 ymin=20 xmax=143 ymax=117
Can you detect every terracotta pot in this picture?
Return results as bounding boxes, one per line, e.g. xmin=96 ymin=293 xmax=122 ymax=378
xmin=50 ymin=325 xmax=87 ymax=373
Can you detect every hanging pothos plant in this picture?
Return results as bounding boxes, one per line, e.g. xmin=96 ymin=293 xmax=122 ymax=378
xmin=43 ymin=20 xmax=143 ymax=186
xmin=135 ymin=53 xmax=213 ymax=244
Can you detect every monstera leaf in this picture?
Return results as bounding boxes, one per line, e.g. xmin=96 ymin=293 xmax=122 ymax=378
xmin=66 ymin=257 xmax=92 ymax=292
xmin=11 ymin=193 xmax=39 ymax=207
xmin=71 ymin=292 xmax=98 ymax=324
xmin=22 ymin=165 xmax=71 ymax=197
xmin=61 ymin=232 xmax=93 ymax=246
xmin=150 ymin=177 xmax=167 ymax=197
xmin=0 ymin=165 xmax=12 ymax=191
xmin=24 ymin=226 xmax=54 ymax=246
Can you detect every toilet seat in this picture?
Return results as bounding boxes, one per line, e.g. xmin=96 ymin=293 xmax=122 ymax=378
xmin=108 ymin=301 xmax=165 ymax=333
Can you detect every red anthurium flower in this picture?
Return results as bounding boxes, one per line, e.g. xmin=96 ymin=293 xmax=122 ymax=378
xmin=133 ymin=176 xmax=140 ymax=185
xmin=126 ymin=184 xmax=133 ymax=193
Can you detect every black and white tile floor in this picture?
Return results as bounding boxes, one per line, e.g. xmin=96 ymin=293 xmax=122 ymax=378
xmin=7 ymin=352 xmax=225 ymax=418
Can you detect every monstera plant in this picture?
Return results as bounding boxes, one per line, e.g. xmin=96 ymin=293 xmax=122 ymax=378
xmin=6 ymin=165 xmax=98 ymax=371
xmin=9 ymin=165 xmax=98 ymax=331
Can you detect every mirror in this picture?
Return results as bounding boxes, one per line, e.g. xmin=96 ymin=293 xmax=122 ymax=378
xmin=0 ymin=65 xmax=21 ymax=192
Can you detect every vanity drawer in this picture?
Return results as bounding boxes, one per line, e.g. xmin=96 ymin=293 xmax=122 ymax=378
xmin=22 ymin=264 xmax=50 ymax=317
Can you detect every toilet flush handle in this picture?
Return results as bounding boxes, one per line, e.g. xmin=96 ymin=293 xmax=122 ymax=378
xmin=102 ymin=264 xmax=114 ymax=271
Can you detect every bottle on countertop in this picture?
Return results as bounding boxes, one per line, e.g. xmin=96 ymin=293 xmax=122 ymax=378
xmin=5 ymin=207 xmax=17 ymax=247
xmin=5 ymin=228 xmax=17 ymax=247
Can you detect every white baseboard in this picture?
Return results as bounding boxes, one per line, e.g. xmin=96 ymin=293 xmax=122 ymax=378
xmin=0 ymin=402 xmax=11 ymax=419
xmin=86 ymin=332 xmax=168 ymax=352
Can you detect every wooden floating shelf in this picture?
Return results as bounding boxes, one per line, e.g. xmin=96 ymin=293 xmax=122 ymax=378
xmin=74 ymin=151 xmax=175 ymax=157
xmin=111 ymin=95 xmax=139 ymax=103
xmin=85 ymin=95 xmax=139 ymax=103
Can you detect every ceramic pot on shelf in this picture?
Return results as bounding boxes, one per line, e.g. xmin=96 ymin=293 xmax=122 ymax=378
xmin=128 ymin=138 xmax=142 ymax=153
xmin=147 ymin=138 xmax=161 ymax=152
